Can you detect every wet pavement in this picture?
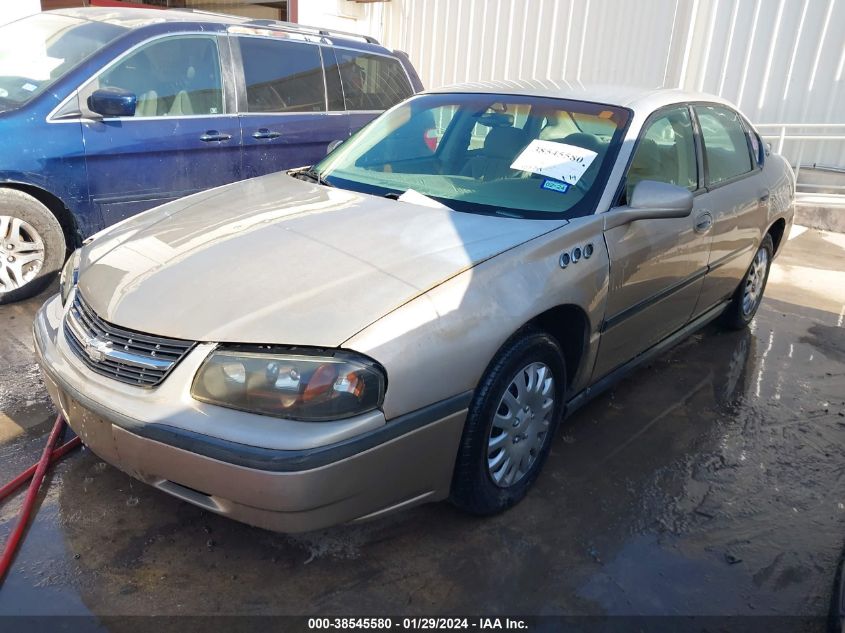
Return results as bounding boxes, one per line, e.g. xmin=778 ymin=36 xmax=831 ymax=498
xmin=0 ymin=227 xmax=843 ymax=623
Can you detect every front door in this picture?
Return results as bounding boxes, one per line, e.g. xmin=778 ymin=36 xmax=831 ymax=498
xmin=235 ymin=36 xmax=347 ymax=178
xmin=82 ymin=34 xmax=242 ymax=226
xmin=593 ymin=105 xmax=712 ymax=379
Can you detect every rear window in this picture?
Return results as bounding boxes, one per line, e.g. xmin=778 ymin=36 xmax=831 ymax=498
xmin=239 ymin=37 xmax=325 ymax=113
xmin=335 ymin=50 xmax=413 ymax=111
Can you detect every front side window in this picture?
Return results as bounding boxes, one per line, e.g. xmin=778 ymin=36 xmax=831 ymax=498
xmin=97 ymin=35 xmax=223 ymax=117
xmin=335 ymin=50 xmax=413 ymax=111
xmin=0 ymin=13 xmax=125 ymax=112
xmin=315 ymin=93 xmax=631 ymax=219
xmin=239 ymin=38 xmax=325 ymax=113
xmin=625 ymin=106 xmax=698 ymax=200
xmin=695 ymin=105 xmax=754 ymax=185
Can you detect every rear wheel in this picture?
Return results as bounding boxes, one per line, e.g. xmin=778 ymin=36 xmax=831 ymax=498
xmin=451 ymin=328 xmax=566 ymax=515
xmin=0 ymin=189 xmax=66 ymax=305
xmin=720 ymin=234 xmax=773 ymax=330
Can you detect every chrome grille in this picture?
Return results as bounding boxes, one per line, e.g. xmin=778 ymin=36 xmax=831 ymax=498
xmin=64 ymin=292 xmax=195 ymax=387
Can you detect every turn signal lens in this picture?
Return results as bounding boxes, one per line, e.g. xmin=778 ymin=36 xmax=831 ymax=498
xmin=59 ymin=249 xmax=81 ymax=306
xmin=191 ymin=348 xmax=386 ymax=421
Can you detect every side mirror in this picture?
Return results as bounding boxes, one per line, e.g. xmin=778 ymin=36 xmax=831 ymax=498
xmin=326 ymin=139 xmax=345 ymax=154
xmin=605 ymin=180 xmax=694 ymax=230
xmin=87 ymin=87 xmax=136 ymax=118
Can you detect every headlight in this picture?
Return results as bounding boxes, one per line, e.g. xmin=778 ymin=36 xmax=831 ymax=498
xmin=59 ymin=249 xmax=81 ymax=306
xmin=191 ymin=347 xmax=386 ymax=421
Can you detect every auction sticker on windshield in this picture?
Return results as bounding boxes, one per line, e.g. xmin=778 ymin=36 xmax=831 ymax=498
xmin=510 ymin=140 xmax=598 ymax=185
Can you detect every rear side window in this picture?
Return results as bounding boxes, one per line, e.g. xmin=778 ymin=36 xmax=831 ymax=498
xmin=695 ymin=105 xmax=754 ymax=185
xmin=239 ymin=38 xmax=325 ymax=113
xmin=98 ymin=35 xmax=223 ymax=117
xmin=335 ymin=50 xmax=413 ymax=111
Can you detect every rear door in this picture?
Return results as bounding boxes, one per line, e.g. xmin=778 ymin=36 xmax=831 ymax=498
xmin=691 ymin=104 xmax=769 ymax=315
xmin=235 ymin=35 xmax=346 ymax=177
xmin=332 ymin=47 xmax=415 ymax=134
xmin=81 ymin=34 xmax=242 ymax=227
xmin=593 ymin=105 xmax=712 ymax=379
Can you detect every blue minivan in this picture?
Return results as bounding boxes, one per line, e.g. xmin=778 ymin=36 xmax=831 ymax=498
xmin=0 ymin=8 xmax=422 ymax=302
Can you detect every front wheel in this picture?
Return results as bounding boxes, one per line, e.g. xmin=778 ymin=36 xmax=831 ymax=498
xmin=0 ymin=189 xmax=66 ymax=305
xmin=450 ymin=328 xmax=566 ymax=515
xmin=720 ymin=234 xmax=773 ymax=330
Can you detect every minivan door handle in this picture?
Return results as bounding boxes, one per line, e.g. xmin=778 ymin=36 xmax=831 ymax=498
xmin=694 ymin=211 xmax=713 ymax=234
xmin=251 ymin=128 xmax=281 ymax=140
xmin=200 ymin=130 xmax=232 ymax=143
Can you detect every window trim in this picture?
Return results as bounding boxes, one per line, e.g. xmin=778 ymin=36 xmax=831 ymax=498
xmin=612 ymin=102 xmax=705 ymax=208
xmin=48 ymin=31 xmax=230 ymax=123
xmin=232 ymin=33 xmax=329 ymax=115
xmin=690 ymin=102 xmax=761 ymax=191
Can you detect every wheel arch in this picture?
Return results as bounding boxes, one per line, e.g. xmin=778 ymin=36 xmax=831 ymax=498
xmin=525 ymin=303 xmax=591 ymax=389
xmin=0 ymin=182 xmax=80 ymax=254
xmin=766 ymin=217 xmax=786 ymax=255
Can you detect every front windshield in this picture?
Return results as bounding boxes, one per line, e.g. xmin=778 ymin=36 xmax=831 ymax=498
xmin=316 ymin=93 xmax=631 ymax=218
xmin=0 ymin=13 xmax=126 ymax=111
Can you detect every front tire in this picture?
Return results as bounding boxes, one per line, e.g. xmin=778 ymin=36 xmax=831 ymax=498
xmin=450 ymin=327 xmax=566 ymax=515
xmin=720 ymin=234 xmax=773 ymax=330
xmin=0 ymin=189 xmax=66 ymax=305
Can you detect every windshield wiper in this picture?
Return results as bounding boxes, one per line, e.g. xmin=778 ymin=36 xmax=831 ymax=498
xmin=289 ymin=166 xmax=332 ymax=187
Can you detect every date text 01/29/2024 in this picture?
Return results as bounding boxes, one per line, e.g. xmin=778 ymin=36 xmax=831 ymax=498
xmin=307 ymin=617 xmax=529 ymax=630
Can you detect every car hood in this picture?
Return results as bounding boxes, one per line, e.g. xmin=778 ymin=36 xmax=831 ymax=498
xmin=78 ymin=173 xmax=567 ymax=347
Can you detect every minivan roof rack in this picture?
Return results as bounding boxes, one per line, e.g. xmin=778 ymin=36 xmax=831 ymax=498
xmin=168 ymin=9 xmax=380 ymax=45
xmin=243 ymin=18 xmax=380 ymax=45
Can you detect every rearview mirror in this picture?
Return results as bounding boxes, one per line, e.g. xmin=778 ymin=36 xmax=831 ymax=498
xmin=87 ymin=87 xmax=136 ymax=118
xmin=327 ymin=139 xmax=345 ymax=154
xmin=605 ymin=180 xmax=694 ymax=230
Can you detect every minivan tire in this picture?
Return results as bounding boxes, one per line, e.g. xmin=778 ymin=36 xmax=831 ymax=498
xmin=0 ymin=189 xmax=66 ymax=305
xmin=451 ymin=327 xmax=566 ymax=515
xmin=720 ymin=234 xmax=774 ymax=330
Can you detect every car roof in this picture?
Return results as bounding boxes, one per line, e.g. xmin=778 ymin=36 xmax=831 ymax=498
xmin=48 ymin=7 xmax=384 ymax=50
xmin=424 ymin=79 xmax=738 ymax=114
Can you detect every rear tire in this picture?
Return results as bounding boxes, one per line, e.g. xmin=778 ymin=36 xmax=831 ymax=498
xmin=0 ymin=189 xmax=66 ymax=305
xmin=450 ymin=327 xmax=566 ymax=515
xmin=720 ymin=234 xmax=773 ymax=331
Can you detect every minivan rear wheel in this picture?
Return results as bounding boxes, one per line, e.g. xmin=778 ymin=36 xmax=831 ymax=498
xmin=0 ymin=189 xmax=66 ymax=305
xmin=451 ymin=327 xmax=566 ymax=515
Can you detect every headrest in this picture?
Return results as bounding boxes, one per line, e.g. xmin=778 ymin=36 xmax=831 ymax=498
xmin=483 ymin=126 xmax=529 ymax=158
xmin=561 ymin=132 xmax=604 ymax=154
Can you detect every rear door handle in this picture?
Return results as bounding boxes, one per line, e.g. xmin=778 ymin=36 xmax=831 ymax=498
xmin=251 ymin=128 xmax=281 ymax=140
xmin=200 ymin=130 xmax=232 ymax=143
xmin=759 ymin=191 xmax=770 ymax=203
xmin=694 ymin=211 xmax=713 ymax=234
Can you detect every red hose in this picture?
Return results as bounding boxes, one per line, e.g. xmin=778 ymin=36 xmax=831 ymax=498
xmin=0 ymin=436 xmax=82 ymax=503
xmin=0 ymin=415 xmax=68 ymax=584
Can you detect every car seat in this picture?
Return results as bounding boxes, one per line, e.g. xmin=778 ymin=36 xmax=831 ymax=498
xmin=461 ymin=127 xmax=530 ymax=181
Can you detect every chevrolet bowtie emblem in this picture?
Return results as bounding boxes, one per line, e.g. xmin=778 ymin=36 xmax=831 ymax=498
xmin=83 ymin=337 xmax=113 ymax=363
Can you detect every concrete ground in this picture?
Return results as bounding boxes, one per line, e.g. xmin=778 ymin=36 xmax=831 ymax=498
xmin=0 ymin=227 xmax=843 ymax=623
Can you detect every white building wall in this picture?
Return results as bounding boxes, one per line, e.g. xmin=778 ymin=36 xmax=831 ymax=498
xmin=0 ymin=0 xmax=41 ymax=26
xmin=358 ymin=0 xmax=845 ymax=169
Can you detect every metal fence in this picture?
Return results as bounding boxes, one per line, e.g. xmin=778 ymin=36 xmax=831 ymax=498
xmin=377 ymin=0 xmax=845 ymax=171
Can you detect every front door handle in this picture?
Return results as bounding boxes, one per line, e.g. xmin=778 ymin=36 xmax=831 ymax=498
xmin=694 ymin=211 xmax=713 ymax=234
xmin=200 ymin=130 xmax=232 ymax=143
xmin=252 ymin=128 xmax=281 ymax=140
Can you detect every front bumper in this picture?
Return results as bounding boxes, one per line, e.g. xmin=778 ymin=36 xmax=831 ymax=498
xmin=33 ymin=294 xmax=468 ymax=532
